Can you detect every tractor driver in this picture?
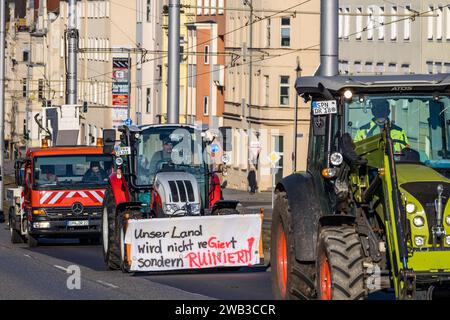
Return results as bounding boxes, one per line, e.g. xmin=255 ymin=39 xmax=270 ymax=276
xmin=354 ymin=99 xmax=409 ymax=152
xmin=148 ymin=136 xmax=174 ymax=175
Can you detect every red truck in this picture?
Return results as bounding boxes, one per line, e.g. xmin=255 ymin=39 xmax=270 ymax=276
xmin=7 ymin=144 xmax=113 ymax=247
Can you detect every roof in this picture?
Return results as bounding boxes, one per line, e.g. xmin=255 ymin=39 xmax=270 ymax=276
xmin=295 ymin=73 xmax=450 ymax=97
xmin=27 ymin=146 xmax=105 ymax=158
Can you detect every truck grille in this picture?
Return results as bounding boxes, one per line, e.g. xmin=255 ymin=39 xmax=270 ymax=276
xmin=44 ymin=206 xmax=103 ymax=218
xmin=168 ymin=180 xmax=195 ymax=203
xmin=401 ymin=182 xmax=450 ymax=243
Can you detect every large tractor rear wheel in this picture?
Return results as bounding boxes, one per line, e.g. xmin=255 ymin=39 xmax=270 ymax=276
xmin=316 ymin=226 xmax=365 ymax=300
xmin=102 ymin=187 xmax=121 ymax=270
xmin=271 ymin=191 xmax=316 ymax=300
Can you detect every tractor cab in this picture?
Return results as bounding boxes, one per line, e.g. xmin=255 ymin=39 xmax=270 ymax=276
xmin=270 ymin=73 xmax=450 ymax=300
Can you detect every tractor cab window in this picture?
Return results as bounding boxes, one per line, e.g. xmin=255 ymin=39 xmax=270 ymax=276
xmin=136 ymin=126 xmax=206 ymax=186
xmin=33 ymin=155 xmax=113 ymax=189
xmin=345 ymin=95 xmax=450 ymax=171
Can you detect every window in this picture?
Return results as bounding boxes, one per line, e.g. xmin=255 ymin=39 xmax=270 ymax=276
xmin=338 ymin=8 xmax=343 ymax=39
xmin=203 ymin=96 xmax=209 ymax=115
xmin=204 ymin=0 xmax=210 ymax=15
xmin=197 ymin=0 xmax=202 ymax=15
xmin=22 ymin=78 xmax=27 ymax=98
xmin=367 ymin=6 xmax=374 ymax=40
xmin=445 ymin=63 xmax=450 ymax=73
xmin=280 ymin=76 xmax=290 ymax=106
xmin=280 ymin=18 xmax=291 ymax=47
xmin=378 ymin=6 xmax=385 ymax=40
xmin=60 ymin=76 xmax=64 ymax=98
xmin=272 ymin=135 xmax=284 ymax=184
xmin=365 ymin=62 xmax=374 ymax=73
xmin=146 ymin=88 xmax=151 ymax=113
xmin=204 ymin=45 xmax=209 ymax=64
xmin=391 ymin=6 xmax=397 ymax=41
xmin=376 ymin=62 xmax=385 ymax=74
xmin=188 ymin=64 xmax=197 ymax=88
xmin=447 ymin=7 xmax=450 ymax=40
xmin=401 ymin=63 xmax=410 ymax=74
xmin=437 ymin=6 xmax=443 ymax=40
xmin=264 ymin=75 xmax=269 ymax=106
xmin=427 ymin=61 xmax=434 ymax=74
xmin=21 ymin=49 xmax=29 ymax=62
xmin=38 ymin=79 xmax=44 ymax=100
xmin=428 ymin=6 xmax=434 ymax=40
xmin=388 ymin=63 xmax=397 ymax=73
xmin=211 ymin=0 xmax=216 ymax=15
xmin=354 ymin=61 xmax=362 ymax=74
xmin=355 ymin=7 xmax=363 ymax=40
xmin=435 ymin=62 xmax=443 ymax=74
xmin=343 ymin=7 xmax=350 ymax=39
xmin=146 ymin=0 xmax=152 ymax=22
xmin=218 ymin=0 xmax=224 ymax=14
xmin=266 ymin=18 xmax=271 ymax=47
xmin=404 ymin=6 xmax=411 ymax=40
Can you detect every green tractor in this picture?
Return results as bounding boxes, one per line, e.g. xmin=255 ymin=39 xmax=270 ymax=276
xmin=271 ymin=74 xmax=450 ymax=300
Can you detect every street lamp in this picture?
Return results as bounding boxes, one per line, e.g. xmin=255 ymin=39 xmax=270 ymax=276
xmin=293 ymin=57 xmax=302 ymax=172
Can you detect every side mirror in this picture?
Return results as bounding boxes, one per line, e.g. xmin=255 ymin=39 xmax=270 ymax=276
xmin=103 ymin=129 xmax=116 ymax=154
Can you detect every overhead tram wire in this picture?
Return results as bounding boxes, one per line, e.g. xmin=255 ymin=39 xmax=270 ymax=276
xmin=81 ymin=4 xmax=445 ymax=102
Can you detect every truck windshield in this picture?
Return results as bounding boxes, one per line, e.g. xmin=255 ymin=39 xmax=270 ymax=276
xmin=345 ymin=95 xmax=450 ymax=168
xmin=34 ymin=155 xmax=113 ymax=189
xmin=135 ymin=126 xmax=206 ymax=186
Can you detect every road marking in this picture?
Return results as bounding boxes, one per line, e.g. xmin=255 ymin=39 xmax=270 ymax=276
xmin=54 ymin=265 xmax=68 ymax=272
xmin=24 ymin=254 xmax=32 ymax=258
xmin=96 ymin=280 xmax=119 ymax=289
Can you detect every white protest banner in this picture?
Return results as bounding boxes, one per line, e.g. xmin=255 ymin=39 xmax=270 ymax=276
xmin=124 ymin=215 xmax=262 ymax=272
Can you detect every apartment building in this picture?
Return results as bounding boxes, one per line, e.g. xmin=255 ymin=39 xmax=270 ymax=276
xmin=339 ymin=1 xmax=450 ymax=75
xmin=223 ymin=0 xmax=320 ymax=191
xmin=185 ymin=0 xmax=226 ymax=128
xmin=160 ymin=0 xmax=196 ymax=124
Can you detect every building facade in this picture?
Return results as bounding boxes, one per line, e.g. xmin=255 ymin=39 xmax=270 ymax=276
xmin=339 ymin=1 xmax=450 ymax=75
xmin=223 ymin=0 xmax=320 ymax=191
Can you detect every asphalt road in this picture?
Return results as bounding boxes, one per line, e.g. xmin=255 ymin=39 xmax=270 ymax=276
xmin=0 ymin=224 xmax=273 ymax=300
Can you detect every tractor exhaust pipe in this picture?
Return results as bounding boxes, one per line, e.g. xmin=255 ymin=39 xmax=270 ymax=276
xmin=319 ymin=0 xmax=339 ymax=77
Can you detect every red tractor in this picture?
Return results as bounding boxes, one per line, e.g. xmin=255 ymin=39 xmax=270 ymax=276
xmin=101 ymin=124 xmax=243 ymax=271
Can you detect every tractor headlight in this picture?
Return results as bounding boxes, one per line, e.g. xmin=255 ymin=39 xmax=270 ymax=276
xmin=414 ymin=236 xmax=425 ymax=247
xmin=413 ymin=216 xmax=425 ymax=228
xmin=165 ymin=204 xmax=179 ymax=214
xmin=189 ymin=203 xmax=201 ymax=214
xmin=446 ymin=216 xmax=450 ymax=226
xmin=330 ymin=152 xmax=343 ymax=166
xmin=446 ymin=236 xmax=450 ymax=246
xmin=405 ymin=203 xmax=416 ymax=214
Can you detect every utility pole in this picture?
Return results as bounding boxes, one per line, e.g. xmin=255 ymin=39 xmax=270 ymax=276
xmin=0 ymin=0 xmax=5 ymax=222
xmin=320 ymin=0 xmax=339 ymax=77
xmin=127 ymin=51 xmax=131 ymax=120
xmin=167 ymin=0 xmax=180 ymax=124
xmin=246 ymin=0 xmax=253 ymax=168
xmin=293 ymin=57 xmax=302 ymax=172
xmin=66 ymin=0 xmax=78 ymax=104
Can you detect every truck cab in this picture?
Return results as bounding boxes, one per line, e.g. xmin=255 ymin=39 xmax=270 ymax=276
xmin=8 ymin=145 xmax=113 ymax=247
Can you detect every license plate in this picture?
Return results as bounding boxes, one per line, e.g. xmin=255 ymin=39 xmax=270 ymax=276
xmin=67 ymin=220 xmax=89 ymax=227
xmin=115 ymin=146 xmax=131 ymax=156
xmin=312 ymin=100 xmax=338 ymax=115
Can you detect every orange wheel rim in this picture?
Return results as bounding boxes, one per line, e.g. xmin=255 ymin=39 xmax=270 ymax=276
xmin=320 ymin=255 xmax=332 ymax=300
xmin=277 ymin=224 xmax=288 ymax=297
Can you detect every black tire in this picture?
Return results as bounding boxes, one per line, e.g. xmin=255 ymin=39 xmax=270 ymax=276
xmin=102 ymin=187 xmax=121 ymax=270
xmin=9 ymin=208 xmax=24 ymax=244
xmin=271 ymin=191 xmax=316 ymax=300
xmin=316 ymin=226 xmax=366 ymax=300
xmin=119 ymin=218 xmax=131 ymax=273
xmin=10 ymin=218 xmax=24 ymax=244
xmin=27 ymin=234 xmax=39 ymax=248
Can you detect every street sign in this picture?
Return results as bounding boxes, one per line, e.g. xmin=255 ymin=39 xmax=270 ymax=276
xmin=124 ymin=118 xmax=132 ymax=126
xmin=267 ymin=151 xmax=281 ymax=166
xmin=211 ymin=143 xmax=220 ymax=153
